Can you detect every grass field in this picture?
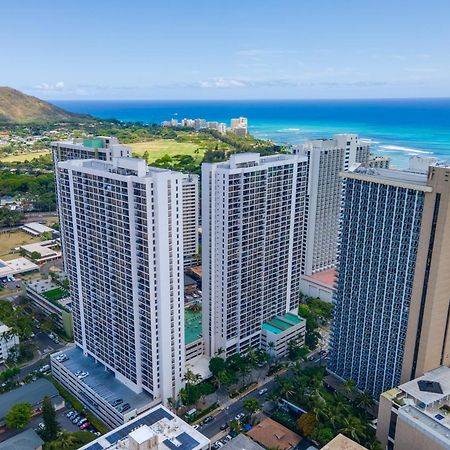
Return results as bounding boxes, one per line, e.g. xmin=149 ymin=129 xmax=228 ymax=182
xmin=42 ymin=287 xmax=69 ymax=301
xmin=0 ymin=150 xmax=50 ymax=163
xmin=130 ymin=139 xmax=203 ymax=163
xmin=0 ymin=230 xmax=42 ymax=260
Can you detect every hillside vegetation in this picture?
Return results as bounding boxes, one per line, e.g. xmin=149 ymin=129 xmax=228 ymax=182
xmin=0 ymin=87 xmax=86 ymax=123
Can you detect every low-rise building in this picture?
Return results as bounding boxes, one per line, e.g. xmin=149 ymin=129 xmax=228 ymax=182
xmin=300 ymin=268 xmax=336 ymax=304
xmin=20 ymin=240 xmax=61 ymax=263
xmin=261 ymin=312 xmax=306 ymax=358
xmin=0 ymin=379 xmax=64 ymax=428
xmin=0 ymin=428 xmax=44 ymax=450
xmin=78 ymin=404 xmax=210 ymax=450
xmin=246 ymin=418 xmax=302 ymax=450
xmin=0 ymin=257 xmax=39 ymax=280
xmin=51 ymin=347 xmax=156 ymax=429
xmin=222 ymin=434 xmax=264 ymax=450
xmin=377 ymin=366 xmax=450 ymax=450
xmin=21 ymin=222 xmax=54 ymax=237
xmin=26 ymin=278 xmax=73 ymax=337
xmin=366 ymin=155 xmax=391 ymax=169
xmin=322 ymin=434 xmax=367 ymax=450
xmin=185 ymin=307 xmax=204 ymax=362
xmin=0 ymin=323 xmax=19 ymax=364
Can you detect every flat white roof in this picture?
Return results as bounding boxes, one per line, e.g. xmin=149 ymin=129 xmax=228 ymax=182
xmin=22 ymin=222 xmax=53 ymax=234
xmin=20 ymin=241 xmax=60 ymax=258
xmin=0 ymin=257 xmax=39 ymax=277
xmin=400 ymin=366 xmax=450 ymax=406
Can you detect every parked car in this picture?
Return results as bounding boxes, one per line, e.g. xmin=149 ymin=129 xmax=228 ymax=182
xmin=192 ymin=424 xmax=200 ymax=430
xmin=78 ymin=418 xmax=88 ymax=426
xmin=94 ymin=431 xmax=101 ymax=437
xmin=80 ymin=422 xmax=91 ymax=430
xmin=119 ymin=403 xmax=130 ymax=413
xmin=56 ymin=353 xmax=68 ymax=362
xmin=38 ymin=422 xmax=45 ymax=430
xmin=77 ymin=371 xmax=89 ymax=379
xmin=74 ymin=370 xmax=82 ymax=376
xmin=66 ymin=410 xmax=75 ymax=418
xmin=258 ymin=388 xmax=268 ymax=395
xmin=39 ymin=365 xmax=51 ymax=373
xmin=112 ymin=399 xmax=123 ymax=407
xmin=202 ymin=416 xmax=214 ymax=424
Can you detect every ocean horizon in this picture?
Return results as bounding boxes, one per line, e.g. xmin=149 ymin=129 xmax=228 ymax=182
xmin=52 ymin=98 xmax=450 ymax=168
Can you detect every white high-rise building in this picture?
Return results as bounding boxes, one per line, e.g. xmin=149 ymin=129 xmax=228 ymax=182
xmin=202 ymin=153 xmax=308 ymax=356
xmin=182 ymin=174 xmax=200 ymax=267
xmin=52 ymin=137 xmax=199 ymax=271
xmin=295 ymin=134 xmax=369 ymax=301
xmin=230 ymin=117 xmax=248 ymax=136
xmin=55 ymin=157 xmax=185 ymax=404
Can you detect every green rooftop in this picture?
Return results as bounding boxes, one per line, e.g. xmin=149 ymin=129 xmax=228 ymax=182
xmin=261 ymin=312 xmax=304 ymax=335
xmin=185 ymin=307 xmax=202 ymax=344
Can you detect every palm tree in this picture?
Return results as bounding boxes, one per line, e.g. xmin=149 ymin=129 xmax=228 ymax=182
xmin=342 ymin=378 xmax=357 ymax=396
xmin=339 ymin=416 xmax=366 ymax=443
xmin=56 ymin=432 xmax=77 ymax=449
xmin=277 ymin=377 xmax=295 ymax=401
xmin=355 ymin=389 xmax=375 ymax=411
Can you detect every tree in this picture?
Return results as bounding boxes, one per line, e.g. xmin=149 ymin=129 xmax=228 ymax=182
xmin=30 ymin=251 xmax=42 ymax=260
xmin=339 ymin=416 xmax=367 ymax=443
xmin=243 ymin=398 xmax=261 ymax=417
xmin=315 ymin=427 xmax=334 ymax=445
xmin=5 ymin=403 xmax=33 ymax=429
xmin=41 ymin=396 xmax=60 ymax=441
xmin=297 ymin=412 xmax=316 ymax=437
xmin=355 ymin=389 xmax=375 ymax=411
xmin=53 ymin=432 xmax=77 ymax=449
xmin=209 ymin=357 xmax=226 ymax=377
xmin=342 ymin=379 xmax=357 ymax=396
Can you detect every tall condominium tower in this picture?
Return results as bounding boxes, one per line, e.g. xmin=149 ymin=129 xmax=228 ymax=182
xmin=55 ymin=157 xmax=185 ymax=403
xmin=329 ymin=165 xmax=450 ymax=397
xmin=295 ymin=134 xmax=370 ymax=275
xmin=52 ymin=137 xmax=199 ymax=270
xmin=202 ymin=153 xmax=308 ymax=356
xmin=181 ymin=174 xmax=200 ymax=267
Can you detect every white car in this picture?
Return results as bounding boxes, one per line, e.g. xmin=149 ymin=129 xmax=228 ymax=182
xmin=258 ymin=388 xmax=268 ymax=395
xmin=192 ymin=424 xmax=200 ymax=430
xmin=77 ymin=371 xmax=89 ymax=379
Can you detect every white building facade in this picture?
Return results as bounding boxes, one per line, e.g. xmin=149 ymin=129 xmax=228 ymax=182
xmin=202 ymin=153 xmax=308 ymax=356
xmin=0 ymin=323 xmax=19 ymax=364
xmin=55 ymin=157 xmax=185 ymax=403
xmin=181 ymin=174 xmax=200 ymax=267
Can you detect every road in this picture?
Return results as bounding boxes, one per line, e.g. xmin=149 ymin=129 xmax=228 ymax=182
xmin=198 ymin=379 xmax=277 ymax=439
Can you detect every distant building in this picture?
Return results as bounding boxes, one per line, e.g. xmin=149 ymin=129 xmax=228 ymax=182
xmin=407 ymin=155 xmax=438 ymax=174
xmin=78 ymin=404 xmax=210 ymax=450
xmin=221 ymin=434 xmax=265 ymax=450
xmin=202 ymin=153 xmax=308 ymax=356
xmin=0 ymin=257 xmax=39 ymax=279
xmin=329 ymin=165 xmax=450 ymax=397
xmin=377 ymin=366 xmax=450 ymax=450
xmin=0 ymin=323 xmax=19 ymax=364
xmin=230 ymin=117 xmax=248 ymax=135
xmin=194 ymin=118 xmax=207 ymax=130
xmin=367 ymin=154 xmax=391 ymax=169
xmin=0 ymin=428 xmax=44 ymax=450
xmin=295 ymin=134 xmax=369 ymax=302
xmin=20 ymin=240 xmax=61 ymax=264
xmin=21 ymin=222 xmax=54 ymax=237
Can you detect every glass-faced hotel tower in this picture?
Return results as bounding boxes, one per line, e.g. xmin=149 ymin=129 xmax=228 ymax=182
xmin=52 ymin=138 xmax=186 ymax=403
xmin=329 ymin=164 xmax=450 ymax=397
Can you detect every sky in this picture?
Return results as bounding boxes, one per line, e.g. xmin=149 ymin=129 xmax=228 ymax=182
xmin=2 ymin=0 xmax=450 ymax=100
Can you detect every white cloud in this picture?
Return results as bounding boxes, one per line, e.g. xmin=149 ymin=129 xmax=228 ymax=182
xmin=199 ymin=78 xmax=247 ymax=88
xmin=34 ymin=81 xmax=65 ymax=91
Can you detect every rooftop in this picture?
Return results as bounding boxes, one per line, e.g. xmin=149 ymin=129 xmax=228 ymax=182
xmin=303 ymin=268 xmax=337 ymax=288
xmin=342 ymin=165 xmax=431 ymax=191
xmin=0 ymin=378 xmax=61 ymax=421
xmin=79 ymin=405 xmax=210 ymax=450
xmin=322 ymin=434 xmax=367 ymax=450
xmin=52 ymin=346 xmax=153 ymax=412
xmin=21 ymin=222 xmax=54 ymax=235
xmin=222 ymin=434 xmax=265 ymax=450
xmin=399 ymin=366 xmax=450 ymax=406
xmin=262 ymin=312 xmax=305 ymax=335
xmin=246 ymin=418 xmax=302 ymax=450
xmin=0 ymin=428 xmax=44 ymax=450
xmin=20 ymin=240 xmax=61 ymax=259
xmin=185 ymin=308 xmax=202 ymax=345
xmin=0 ymin=257 xmax=39 ymax=278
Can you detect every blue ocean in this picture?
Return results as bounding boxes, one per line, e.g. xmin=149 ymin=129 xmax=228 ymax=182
xmin=52 ymin=99 xmax=450 ymax=168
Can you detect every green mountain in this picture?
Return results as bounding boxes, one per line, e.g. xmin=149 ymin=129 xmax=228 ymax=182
xmin=0 ymin=87 xmax=88 ymax=123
